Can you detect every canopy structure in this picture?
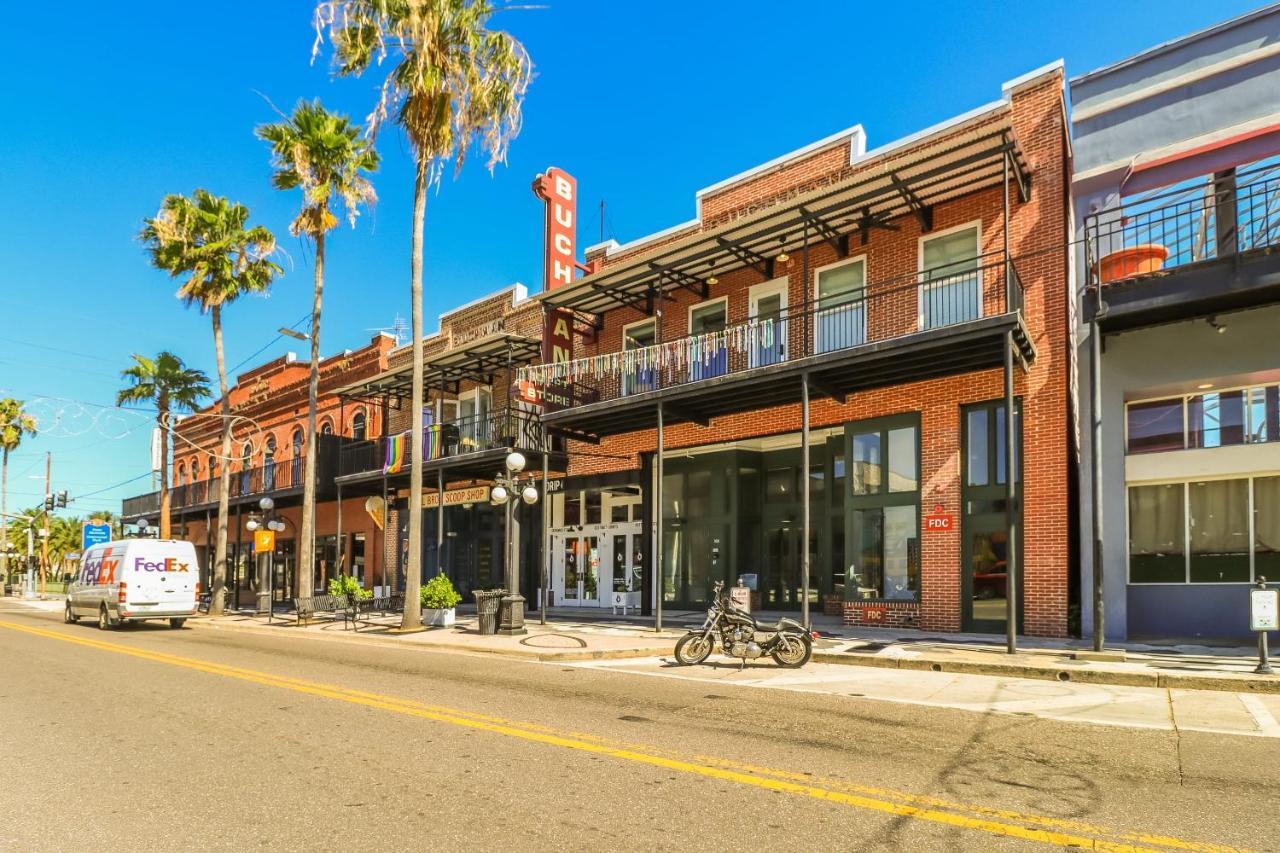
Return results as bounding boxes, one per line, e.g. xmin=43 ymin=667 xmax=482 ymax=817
xmin=333 ymin=330 xmax=541 ymax=402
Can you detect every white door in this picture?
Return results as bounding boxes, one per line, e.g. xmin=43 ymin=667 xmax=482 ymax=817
xmin=749 ymin=279 xmax=788 ymax=368
xmin=553 ymin=532 xmax=602 ymax=606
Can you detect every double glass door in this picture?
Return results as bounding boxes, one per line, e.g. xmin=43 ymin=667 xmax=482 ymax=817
xmin=554 ymin=524 xmax=643 ymax=607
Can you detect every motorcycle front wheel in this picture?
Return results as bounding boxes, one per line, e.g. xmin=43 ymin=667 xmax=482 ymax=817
xmin=674 ymin=633 xmax=713 ymax=665
xmin=771 ymin=633 xmax=812 ymax=668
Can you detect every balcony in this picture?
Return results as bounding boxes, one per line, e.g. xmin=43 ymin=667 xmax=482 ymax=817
xmin=337 ymin=407 xmax=554 ymax=484
xmin=120 ymin=435 xmax=341 ymax=520
xmin=1084 ymin=162 xmax=1280 ymax=331
xmin=528 ymin=255 xmax=1033 ymax=437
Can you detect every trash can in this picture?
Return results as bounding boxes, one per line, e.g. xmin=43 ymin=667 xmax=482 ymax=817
xmin=474 ymin=589 xmax=506 ymax=635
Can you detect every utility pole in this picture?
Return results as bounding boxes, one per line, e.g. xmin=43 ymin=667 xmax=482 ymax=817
xmin=40 ymin=451 xmax=50 ymax=598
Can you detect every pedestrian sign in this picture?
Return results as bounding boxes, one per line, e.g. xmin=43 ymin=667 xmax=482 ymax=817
xmin=82 ymin=522 xmax=112 ymax=551
xmin=1250 ymin=587 xmax=1279 ymax=632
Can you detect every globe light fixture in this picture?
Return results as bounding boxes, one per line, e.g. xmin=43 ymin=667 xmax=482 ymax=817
xmin=491 ymin=484 xmax=509 ymax=504
xmin=505 ymin=451 xmax=526 ymax=474
xmin=137 ymin=519 xmax=150 ymax=532
xmin=521 ymin=485 xmax=539 ymax=505
xmin=246 ymin=518 xmax=260 ymax=532
xmin=268 ymin=520 xmax=285 ymax=533
xmin=258 ymin=496 xmax=275 ymax=512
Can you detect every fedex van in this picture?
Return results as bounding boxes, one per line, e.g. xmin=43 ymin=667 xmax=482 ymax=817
xmin=65 ymin=539 xmax=199 ymax=630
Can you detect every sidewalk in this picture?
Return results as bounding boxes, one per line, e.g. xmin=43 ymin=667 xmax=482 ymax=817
xmin=8 ymin=596 xmax=1278 ymax=692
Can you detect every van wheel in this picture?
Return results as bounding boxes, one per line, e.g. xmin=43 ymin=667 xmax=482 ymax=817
xmin=169 ymin=618 xmax=186 ymax=629
xmin=64 ymin=602 xmax=79 ymax=624
xmin=98 ymin=605 xmax=112 ymax=631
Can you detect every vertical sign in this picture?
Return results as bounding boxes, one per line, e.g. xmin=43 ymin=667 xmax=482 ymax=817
xmin=538 ymin=308 xmax=576 ymax=411
xmin=532 ymin=167 xmax=577 ymax=291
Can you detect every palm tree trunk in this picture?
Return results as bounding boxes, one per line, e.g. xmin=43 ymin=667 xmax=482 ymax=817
xmin=157 ymin=403 xmax=172 ymax=540
xmin=1 ymin=446 xmax=9 ymax=594
xmin=298 ymin=231 xmax=325 ymax=600
xmin=403 ymin=156 xmax=428 ymax=630
xmin=211 ymin=306 xmax=233 ymax=616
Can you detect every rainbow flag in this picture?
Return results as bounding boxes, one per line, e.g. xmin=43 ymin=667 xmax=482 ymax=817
xmin=426 ymin=424 xmax=445 ymax=460
xmin=384 ymin=432 xmax=406 ymax=474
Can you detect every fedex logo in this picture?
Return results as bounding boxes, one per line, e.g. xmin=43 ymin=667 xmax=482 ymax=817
xmin=82 ymin=557 xmax=119 ymax=585
xmin=134 ymin=557 xmax=190 ymax=573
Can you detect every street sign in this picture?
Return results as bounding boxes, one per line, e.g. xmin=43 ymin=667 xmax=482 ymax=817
xmin=82 ymin=522 xmax=111 ymax=551
xmin=253 ymin=529 xmax=275 ymax=554
xmin=1251 ymin=587 xmax=1279 ymax=632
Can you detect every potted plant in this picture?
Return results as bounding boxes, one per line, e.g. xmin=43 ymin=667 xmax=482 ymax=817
xmin=328 ymin=574 xmax=372 ymax=619
xmin=421 ymin=574 xmax=462 ymax=627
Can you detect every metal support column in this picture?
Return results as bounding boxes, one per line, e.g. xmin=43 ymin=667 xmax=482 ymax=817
xmin=1003 ymin=152 xmax=1011 ymax=298
xmin=655 ymin=402 xmax=664 ymax=633
xmin=381 ymin=472 xmax=389 ymax=595
xmin=336 ymin=482 xmax=343 ymax=581
xmin=436 ymin=388 xmax=444 ymax=577
xmin=541 ymin=429 xmax=550 ymax=625
xmin=1004 ymin=330 xmax=1018 ymax=654
xmin=1090 ymin=320 xmax=1105 ymax=652
xmin=801 ymin=373 xmax=811 ymax=631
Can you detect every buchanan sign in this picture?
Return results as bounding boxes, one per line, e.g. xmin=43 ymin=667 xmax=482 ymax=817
xmin=532 ymin=167 xmax=577 ymax=291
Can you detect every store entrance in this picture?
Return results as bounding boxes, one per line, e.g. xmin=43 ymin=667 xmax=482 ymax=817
xmin=551 ymin=523 xmax=642 ymax=608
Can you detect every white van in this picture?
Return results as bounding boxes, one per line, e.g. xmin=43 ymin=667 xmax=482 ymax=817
xmin=65 ymin=539 xmax=199 ymax=630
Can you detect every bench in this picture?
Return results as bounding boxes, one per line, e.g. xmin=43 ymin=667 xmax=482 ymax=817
xmin=352 ymin=593 xmax=405 ymax=631
xmin=293 ymin=594 xmax=350 ymax=627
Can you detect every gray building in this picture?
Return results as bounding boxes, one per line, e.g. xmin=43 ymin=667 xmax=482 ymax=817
xmin=1073 ymin=5 xmax=1280 ymax=641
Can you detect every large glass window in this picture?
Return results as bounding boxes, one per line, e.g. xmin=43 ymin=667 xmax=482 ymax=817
xmin=1256 ymin=477 xmax=1280 ymax=581
xmin=850 ymin=432 xmax=881 ymax=495
xmin=1127 ymin=383 xmax=1280 ymax=454
xmin=920 ymin=226 xmax=980 ymax=329
xmin=816 ymin=258 xmax=866 ymax=353
xmin=1127 ymin=399 xmax=1184 ymax=453
xmin=845 ymin=416 xmax=920 ymax=602
xmin=966 ymin=404 xmax=1021 ymax=487
xmin=888 ymin=426 xmax=918 ymax=493
xmin=1128 ymin=484 xmax=1186 ymax=583
xmin=1189 ymin=390 xmax=1246 ymax=449
xmin=1188 ymin=479 xmax=1250 ymax=583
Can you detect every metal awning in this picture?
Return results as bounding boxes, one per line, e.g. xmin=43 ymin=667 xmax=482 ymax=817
xmin=540 ymin=110 xmax=1030 ymax=316
xmin=333 ymin=331 xmax=541 ymax=400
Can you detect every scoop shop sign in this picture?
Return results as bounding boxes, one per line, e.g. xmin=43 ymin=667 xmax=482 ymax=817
xmin=924 ymin=505 xmax=954 ymax=532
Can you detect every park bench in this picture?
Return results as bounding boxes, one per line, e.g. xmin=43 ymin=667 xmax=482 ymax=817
xmin=352 ymin=593 xmax=405 ymax=631
xmin=292 ymin=594 xmax=350 ymax=627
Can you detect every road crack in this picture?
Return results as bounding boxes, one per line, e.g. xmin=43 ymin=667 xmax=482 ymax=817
xmin=1165 ymin=688 xmax=1185 ymax=787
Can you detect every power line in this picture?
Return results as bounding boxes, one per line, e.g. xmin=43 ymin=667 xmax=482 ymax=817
xmin=229 ymin=311 xmax=312 ymax=375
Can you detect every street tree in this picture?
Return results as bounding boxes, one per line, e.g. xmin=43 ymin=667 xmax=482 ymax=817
xmin=314 ymin=0 xmax=532 ymax=629
xmin=0 ymin=398 xmax=39 ymax=591
xmin=257 ymin=99 xmax=378 ymax=598
xmin=140 ymin=190 xmax=281 ymax=615
xmin=116 ymin=352 xmax=211 ymax=540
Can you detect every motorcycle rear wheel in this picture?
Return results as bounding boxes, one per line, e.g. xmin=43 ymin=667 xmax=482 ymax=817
xmin=674 ymin=633 xmax=713 ymax=665
xmin=771 ymin=634 xmax=812 ymax=668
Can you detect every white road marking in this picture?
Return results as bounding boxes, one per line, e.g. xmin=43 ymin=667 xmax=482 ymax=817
xmin=1239 ymin=693 xmax=1280 ymax=736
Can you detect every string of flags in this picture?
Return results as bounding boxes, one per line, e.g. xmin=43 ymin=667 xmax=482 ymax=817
xmin=516 ymin=318 xmax=777 ymax=386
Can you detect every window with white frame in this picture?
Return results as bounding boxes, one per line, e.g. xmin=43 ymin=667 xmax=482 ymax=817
xmin=815 ymin=257 xmax=866 ymax=353
xmin=1128 ymin=475 xmax=1280 ymax=583
xmin=458 ymin=387 xmax=493 ymax=449
xmin=1126 ymin=383 xmax=1280 ymax=454
xmin=622 ymin=319 xmax=657 ymax=395
xmin=920 ymin=225 xmax=981 ymax=329
xmin=688 ymin=299 xmax=727 ymax=380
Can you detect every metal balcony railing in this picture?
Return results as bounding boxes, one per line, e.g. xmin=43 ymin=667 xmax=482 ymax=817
xmin=1084 ymin=162 xmax=1280 ymax=286
xmin=519 ymin=254 xmax=1024 ymax=408
xmin=338 ymin=407 xmax=547 ymax=479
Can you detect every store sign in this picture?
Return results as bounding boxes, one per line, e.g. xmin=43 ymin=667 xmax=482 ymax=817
xmin=532 ymin=167 xmax=577 ymax=291
xmin=521 ymin=307 xmax=578 ymax=411
xmin=1251 ymin=588 xmax=1279 ymax=632
xmin=924 ymin=505 xmax=954 ymax=532
xmin=862 ymin=605 xmax=886 ymax=623
xmin=422 ymin=485 xmax=491 ymax=509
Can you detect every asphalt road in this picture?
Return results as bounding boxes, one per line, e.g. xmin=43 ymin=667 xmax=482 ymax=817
xmin=1 ymin=600 xmax=1276 ymax=852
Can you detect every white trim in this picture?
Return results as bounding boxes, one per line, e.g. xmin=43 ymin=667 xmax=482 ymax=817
xmin=687 ymin=296 xmax=728 ymax=332
xmin=917 ymin=220 xmax=983 ymax=330
xmin=621 ymin=316 xmax=657 ymax=348
xmin=748 ymin=278 xmax=789 ymax=369
xmin=812 ymin=254 xmax=868 ymax=352
xmin=583 ymin=238 xmax=622 ymax=257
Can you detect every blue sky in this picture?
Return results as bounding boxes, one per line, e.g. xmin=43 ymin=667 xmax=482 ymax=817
xmin=0 ymin=0 xmax=1263 ymax=518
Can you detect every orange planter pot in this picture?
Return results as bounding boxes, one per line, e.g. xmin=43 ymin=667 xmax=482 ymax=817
xmin=1099 ymin=244 xmax=1169 ymax=283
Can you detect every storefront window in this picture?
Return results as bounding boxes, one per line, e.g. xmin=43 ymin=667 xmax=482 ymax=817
xmin=765 ymin=466 xmax=794 ymax=503
xmin=1128 ymin=384 xmax=1280 ymax=454
xmin=1128 ymin=484 xmax=1185 ymax=583
xmin=687 ymin=470 xmax=712 ymax=517
xmin=850 ymin=432 xmax=881 ymax=495
xmin=888 ymin=427 xmax=918 ymax=492
xmin=585 ymin=490 xmax=602 ymax=525
xmin=563 ymin=492 xmax=581 ymax=526
xmin=1127 ymin=399 xmax=1184 ymax=454
xmin=1256 ymin=477 xmax=1280 ymax=580
xmin=846 ymin=415 xmax=920 ymax=602
xmin=967 ymin=406 xmax=1020 ymax=486
xmin=1188 ymin=479 xmax=1250 ymax=582
xmin=1189 ymin=391 xmax=1246 ymax=449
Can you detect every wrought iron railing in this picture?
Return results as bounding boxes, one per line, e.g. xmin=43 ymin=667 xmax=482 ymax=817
xmin=520 ymin=254 xmax=1024 ymax=407
xmin=1084 ymin=163 xmax=1280 ymax=286
xmin=338 ymin=407 xmax=547 ymax=479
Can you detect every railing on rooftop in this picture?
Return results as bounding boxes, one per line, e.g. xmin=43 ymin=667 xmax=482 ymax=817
xmin=1084 ymin=161 xmax=1280 ymax=287
xmin=338 ymin=407 xmax=548 ymax=479
xmin=519 ymin=254 xmax=1024 ymax=409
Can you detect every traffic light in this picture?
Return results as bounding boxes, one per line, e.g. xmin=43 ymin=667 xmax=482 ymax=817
xmin=43 ymin=494 xmax=54 ymax=512
xmin=56 ymin=491 xmax=68 ymax=508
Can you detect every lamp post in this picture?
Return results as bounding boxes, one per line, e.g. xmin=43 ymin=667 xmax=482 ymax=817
xmin=493 ymin=451 xmax=539 ymax=636
xmin=246 ymin=496 xmax=284 ymax=616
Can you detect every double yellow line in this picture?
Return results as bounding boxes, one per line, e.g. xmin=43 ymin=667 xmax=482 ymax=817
xmin=0 ymin=619 xmax=1241 ymax=853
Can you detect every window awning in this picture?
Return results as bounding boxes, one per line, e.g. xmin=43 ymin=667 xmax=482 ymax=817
xmin=538 ymin=109 xmax=1030 ymax=316
xmin=333 ymin=331 xmax=541 ymax=400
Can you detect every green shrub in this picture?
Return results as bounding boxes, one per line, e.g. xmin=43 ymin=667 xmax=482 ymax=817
xmin=328 ymin=574 xmax=372 ymax=601
xmin=421 ymin=573 xmax=462 ymax=610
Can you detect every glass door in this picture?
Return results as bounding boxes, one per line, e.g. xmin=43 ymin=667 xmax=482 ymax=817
xmin=815 ymin=258 xmax=866 ymax=353
xmin=554 ymin=533 xmax=601 ymax=606
xmin=749 ymin=279 xmax=787 ymax=367
xmin=961 ymin=401 xmax=1022 ymax=632
xmin=688 ymin=300 xmax=728 ymax=381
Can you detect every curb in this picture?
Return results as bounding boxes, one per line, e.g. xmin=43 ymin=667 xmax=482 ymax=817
xmin=811 ymin=650 xmax=1280 ymax=693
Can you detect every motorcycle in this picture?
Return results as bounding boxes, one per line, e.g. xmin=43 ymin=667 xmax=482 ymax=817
xmin=674 ymin=581 xmax=815 ymax=668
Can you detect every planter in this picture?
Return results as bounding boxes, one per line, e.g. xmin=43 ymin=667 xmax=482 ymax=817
xmin=423 ymin=607 xmax=456 ymax=627
xmin=1099 ymin=244 xmax=1169 ymax=283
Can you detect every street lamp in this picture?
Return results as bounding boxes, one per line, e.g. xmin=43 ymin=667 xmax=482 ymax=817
xmin=249 ymin=496 xmax=279 ymax=615
xmin=492 ymin=450 xmax=539 ymax=636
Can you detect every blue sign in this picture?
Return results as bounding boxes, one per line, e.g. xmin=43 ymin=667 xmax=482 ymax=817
xmin=82 ymin=522 xmax=112 ymax=551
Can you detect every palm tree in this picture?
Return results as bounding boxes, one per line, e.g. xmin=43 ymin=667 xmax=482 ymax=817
xmin=116 ymin=352 xmax=211 ymax=540
xmin=0 ymin=399 xmax=38 ymax=592
xmin=140 ymin=190 xmax=281 ymax=615
xmin=257 ymin=99 xmax=378 ymax=599
xmin=315 ymin=0 xmax=532 ymax=629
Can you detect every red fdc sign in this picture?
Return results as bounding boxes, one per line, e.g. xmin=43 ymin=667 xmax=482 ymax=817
xmin=924 ymin=504 xmax=954 ymax=532
xmin=533 ymin=167 xmax=577 ymax=291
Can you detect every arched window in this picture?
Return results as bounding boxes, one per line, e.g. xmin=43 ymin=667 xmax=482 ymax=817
xmin=191 ymin=458 xmax=200 ymax=483
xmin=175 ymin=463 xmax=185 ymax=486
xmin=351 ymin=410 xmax=367 ymax=441
xmin=291 ymin=428 xmax=304 ymax=486
xmin=320 ymin=418 xmax=334 ymax=436
xmin=291 ymin=428 xmax=304 ymax=458
xmin=241 ymin=443 xmax=253 ymax=470
xmin=264 ymin=436 xmax=277 ymax=463
xmin=264 ymin=435 xmax=278 ymax=491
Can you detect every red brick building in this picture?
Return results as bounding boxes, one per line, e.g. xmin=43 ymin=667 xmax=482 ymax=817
xmin=122 ymin=334 xmax=396 ymax=605
xmin=522 ymin=63 xmax=1073 ymax=635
